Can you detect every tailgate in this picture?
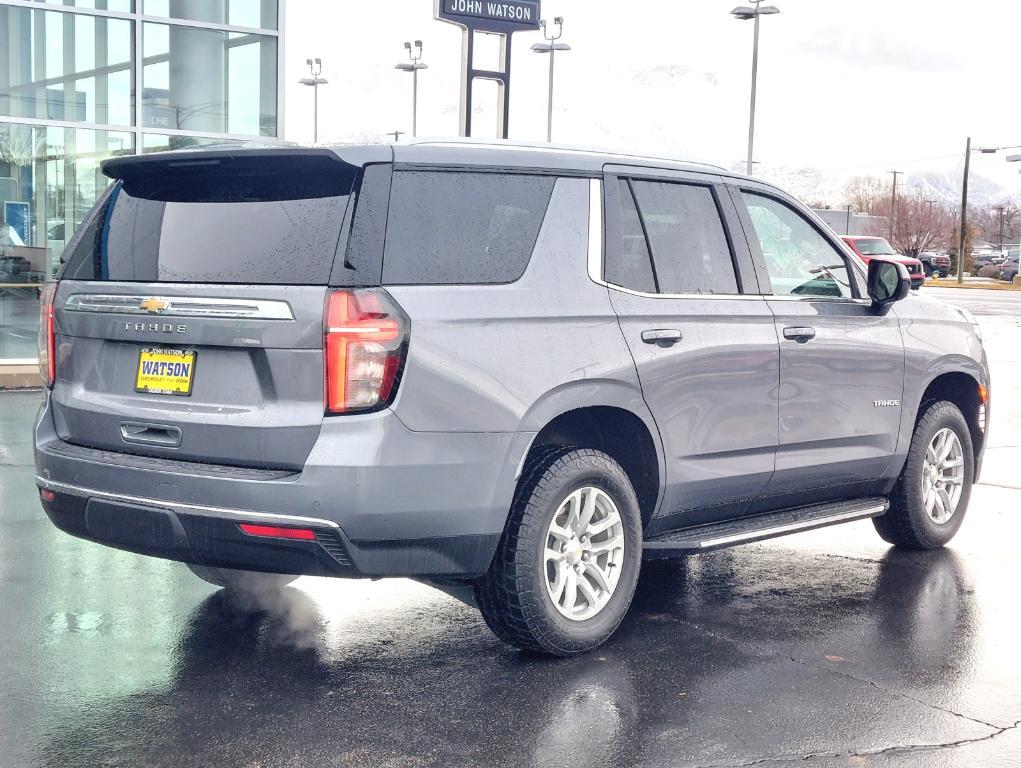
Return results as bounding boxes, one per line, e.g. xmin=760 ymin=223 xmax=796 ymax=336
xmin=49 ymin=148 xmax=368 ymax=470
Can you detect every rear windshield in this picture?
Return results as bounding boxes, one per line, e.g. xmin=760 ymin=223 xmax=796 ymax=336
xmin=62 ymin=165 xmax=352 ymax=285
xmin=852 ymin=238 xmax=896 ymax=256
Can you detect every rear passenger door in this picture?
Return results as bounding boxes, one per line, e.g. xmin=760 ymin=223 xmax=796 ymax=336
xmin=600 ymin=167 xmax=780 ymax=531
xmin=730 ymin=185 xmax=905 ymax=509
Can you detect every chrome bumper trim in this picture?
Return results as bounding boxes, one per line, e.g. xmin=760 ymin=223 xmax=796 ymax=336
xmin=35 ymin=476 xmax=340 ymax=529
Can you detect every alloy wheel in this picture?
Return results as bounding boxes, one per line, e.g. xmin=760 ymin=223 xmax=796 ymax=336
xmin=543 ymin=487 xmax=626 ymax=621
xmin=922 ymin=427 xmax=965 ymax=524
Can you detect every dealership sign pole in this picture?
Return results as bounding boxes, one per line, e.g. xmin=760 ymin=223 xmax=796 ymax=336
xmin=434 ymin=0 xmax=541 ymax=138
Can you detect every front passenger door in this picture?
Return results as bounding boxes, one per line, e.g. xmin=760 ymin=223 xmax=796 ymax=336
xmin=734 ymin=187 xmax=906 ymax=510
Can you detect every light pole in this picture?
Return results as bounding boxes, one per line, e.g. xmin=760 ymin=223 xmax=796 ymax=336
xmin=731 ymin=2 xmax=780 ymax=175
xmin=299 ymin=58 xmax=328 ymax=144
xmin=395 ymin=41 xmax=428 ymax=138
xmin=531 ymin=17 xmax=571 ymax=144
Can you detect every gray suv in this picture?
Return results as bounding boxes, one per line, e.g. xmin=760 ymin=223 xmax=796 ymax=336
xmin=34 ymin=141 xmax=990 ymax=656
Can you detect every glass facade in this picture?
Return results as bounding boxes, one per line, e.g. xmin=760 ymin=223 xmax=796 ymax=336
xmin=0 ymin=0 xmax=283 ymax=369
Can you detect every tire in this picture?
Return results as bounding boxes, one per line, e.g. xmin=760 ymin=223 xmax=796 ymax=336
xmin=873 ymin=400 xmax=974 ymax=549
xmin=186 ymin=563 xmax=298 ymax=591
xmin=474 ymin=448 xmax=643 ymax=656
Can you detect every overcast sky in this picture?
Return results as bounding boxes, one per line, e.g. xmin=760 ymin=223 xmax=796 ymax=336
xmin=282 ymin=0 xmax=1021 ymax=195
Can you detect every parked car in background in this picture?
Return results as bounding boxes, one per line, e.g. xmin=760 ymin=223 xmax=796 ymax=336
xmin=972 ymin=253 xmax=996 ymax=271
xmin=842 ymin=236 xmax=924 ymax=289
xmin=999 ymin=251 xmax=1019 ymax=282
xmin=918 ymin=251 xmax=953 ymax=277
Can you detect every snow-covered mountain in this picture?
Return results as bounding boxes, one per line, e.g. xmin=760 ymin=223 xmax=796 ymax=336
xmin=749 ymin=164 xmax=1014 ymax=210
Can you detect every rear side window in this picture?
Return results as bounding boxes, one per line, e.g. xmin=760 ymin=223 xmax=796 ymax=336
xmin=628 ymin=180 xmax=739 ymax=295
xmin=62 ymin=165 xmax=352 ymax=285
xmin=382 ymin=171 xmax=555 ymax=285
xmin=606 ymin=179 xmax=657 ymax=293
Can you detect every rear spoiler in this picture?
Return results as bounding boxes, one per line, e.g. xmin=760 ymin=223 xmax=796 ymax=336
xmin=101 ymin=145 xmax=394 ymax=203
xmin=101 ymin=145 xmax=393 ymax=181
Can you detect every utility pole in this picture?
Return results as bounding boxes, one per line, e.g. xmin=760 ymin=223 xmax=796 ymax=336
xmin=995 ymin=205 xmax=1005 ymax=251
xmin=388 ymin=130 xmax=405 ymax=143
xmin=958 ymin=137 xmax=971 ymax=284
xmin=887 ymin=170 xmax=902 ymax=243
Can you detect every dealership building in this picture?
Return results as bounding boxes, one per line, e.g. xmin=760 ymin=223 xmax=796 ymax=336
xmin=0 ymin=0 xmax=284 ymax=384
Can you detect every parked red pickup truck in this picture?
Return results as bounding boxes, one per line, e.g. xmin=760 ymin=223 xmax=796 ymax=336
xmin=842 ymin=236 xmax=925 ymax=290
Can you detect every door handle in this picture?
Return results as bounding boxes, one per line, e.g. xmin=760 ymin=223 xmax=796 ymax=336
xmin=783 ymin=326 xmax=816 ymax=343
xmin=641 ymin=329 xmax=683 ymax=346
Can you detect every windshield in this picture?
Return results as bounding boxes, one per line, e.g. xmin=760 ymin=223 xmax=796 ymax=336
xmin=853 ymin=238 xmax=897 ymax=256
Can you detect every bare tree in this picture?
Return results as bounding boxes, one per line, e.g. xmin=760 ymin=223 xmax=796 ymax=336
xmin=0 ymin=124 xmax=36 ymax=169
xmin=842 ymin=175 xmax=887 ymax=214
xmin=869 ymin=193 xmax=952 ymax=257
xmin=969 ymin=201 xmax=1021 ymax=248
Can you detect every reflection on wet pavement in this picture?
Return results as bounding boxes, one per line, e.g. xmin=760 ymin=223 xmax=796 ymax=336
xmin=2 ymin=388 xmax=1020 ymax=767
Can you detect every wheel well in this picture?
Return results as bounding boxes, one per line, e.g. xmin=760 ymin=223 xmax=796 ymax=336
xmin=919 ymin=372 xmax=984 ymax=454
xmin=526 ymin=407 xmax=660 ymax=526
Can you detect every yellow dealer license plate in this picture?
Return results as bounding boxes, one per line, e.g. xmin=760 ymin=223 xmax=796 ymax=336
xmin=135 ymin=347 xmax=196 ymax=396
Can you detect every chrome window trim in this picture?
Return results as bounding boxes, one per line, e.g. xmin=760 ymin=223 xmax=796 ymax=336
xmin=767 ymin=294 xmax=873 ymax=305
xmin=589 ymin=176 xmax=766 ymax=301
xmin=36 ymin=477 xmax=340 ymax=529
xmin=64 ymin=294 xmax=295 ymax=320
xmin=588 ymin=175 xmax=872 ymax=304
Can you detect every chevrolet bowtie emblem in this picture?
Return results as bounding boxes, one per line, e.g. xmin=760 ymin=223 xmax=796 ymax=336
xmin=139 ymin=298 xmax=170 ymax=314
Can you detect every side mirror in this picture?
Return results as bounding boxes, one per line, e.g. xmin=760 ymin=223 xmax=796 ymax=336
xmin=867 ymin=259 xmax=911 ymax=308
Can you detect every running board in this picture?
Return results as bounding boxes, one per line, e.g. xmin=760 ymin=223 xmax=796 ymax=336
xmin=643 ymin=497 xmax=888 ymax=557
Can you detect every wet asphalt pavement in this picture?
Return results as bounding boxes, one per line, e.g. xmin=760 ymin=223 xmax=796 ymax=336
xmin=2 ymin=288 xmax=1020 ymax=767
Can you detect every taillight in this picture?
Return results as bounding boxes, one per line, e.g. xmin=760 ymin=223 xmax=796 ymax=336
xmin=324 ymin=289 xmax=408 ymax=414
xmin=37 ymin=283 xmax=56 ymax=388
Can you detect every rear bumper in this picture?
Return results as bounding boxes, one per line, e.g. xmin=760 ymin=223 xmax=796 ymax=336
xmin=34 ymin=395 xmax=531 ymax=578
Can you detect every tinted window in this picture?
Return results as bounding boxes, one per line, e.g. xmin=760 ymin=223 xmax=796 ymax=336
xmin=606 ymin=179 xmax=657 ymax=293
xmin=383 ymin=171 xmax=555 ymax=285
xmin=742 ymin=192 xmax=854 ymax=299
xmin=63 ymin=170 xmax=351 ymax=285
xmin=629 ymin=181 xmax=738 ymax=295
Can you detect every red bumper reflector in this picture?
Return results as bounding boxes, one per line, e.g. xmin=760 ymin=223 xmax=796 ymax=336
xmin=238 ymin=523 xmax=317 ymax=541
xmin=39 ymin=489 xmax=56 ymax=502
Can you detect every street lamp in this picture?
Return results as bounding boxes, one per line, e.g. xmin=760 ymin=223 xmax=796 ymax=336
xmin=395 ymin=41 xmax=428 ymax=138
xmin=531 ymin=17 xmax=571 ymax=144
xmin=731 ymin=2 xmax=780 ymax=175
xmin=299 ymin=58 xmax=328 ymax=144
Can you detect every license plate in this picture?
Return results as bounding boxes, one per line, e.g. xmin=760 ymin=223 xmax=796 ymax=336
xmin=135 ymin=347 xmax=196 ymax=396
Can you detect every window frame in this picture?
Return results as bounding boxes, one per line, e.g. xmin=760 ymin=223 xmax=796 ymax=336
xmin=599 ymin=166 xmax=761 ymax=298
xmin=730 ymin=182 xmax=870 ymax=303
